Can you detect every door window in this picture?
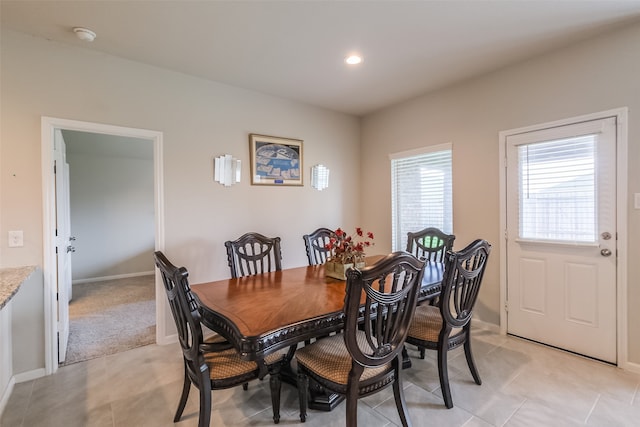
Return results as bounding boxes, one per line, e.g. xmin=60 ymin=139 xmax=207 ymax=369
xmin=518 ymin=135 xmax=596 ymax=243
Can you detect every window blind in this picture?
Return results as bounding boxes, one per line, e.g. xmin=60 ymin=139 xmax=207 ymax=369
xmin=391 ymin=147 xmax=452 ymax=251
xmin=518 ymin=135 xmax=596 ymax=243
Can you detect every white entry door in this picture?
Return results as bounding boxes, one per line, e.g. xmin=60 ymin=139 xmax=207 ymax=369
xmin=505 ymin=117 xmax=617 ymax=363
xmin=54 ymin=129 xmax=72 ymax=364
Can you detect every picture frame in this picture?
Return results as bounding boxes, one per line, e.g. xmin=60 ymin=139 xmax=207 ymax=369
xmin=249 ymin=134 xmax=303 ymax=186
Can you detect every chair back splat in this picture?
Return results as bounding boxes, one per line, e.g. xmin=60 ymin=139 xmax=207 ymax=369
xmin=295 ymin=251 xmax=425 ymax=426
xmin=405 ymin=227 xmax=455 ymax=263
xmin=302 ymin=227 xmax=336 ymax=265
xmin=225 ymin=232 xmax=282 ymax=278
xmin=441 ymin=239 xmax=491 ymax=328
xmin=344 ymin=254 xmax=424 ymax=369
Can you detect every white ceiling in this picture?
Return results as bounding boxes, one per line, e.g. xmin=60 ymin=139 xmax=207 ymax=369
xmin=3 ymin=1 xmax=640 ymax=116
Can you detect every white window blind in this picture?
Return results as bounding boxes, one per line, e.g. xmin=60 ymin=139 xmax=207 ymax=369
xmin=391 ymin=146 xmax=452 ymax=251
xmin=518 ymin=135 xmax=597 ymax=243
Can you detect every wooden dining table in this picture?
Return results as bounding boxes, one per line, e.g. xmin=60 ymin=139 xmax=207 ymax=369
xmin=191 ymin=255 xmax=444 ymax=410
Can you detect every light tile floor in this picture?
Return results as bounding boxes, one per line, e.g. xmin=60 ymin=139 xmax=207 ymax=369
xmin=3 ymin=328 xmax=640 ymax=426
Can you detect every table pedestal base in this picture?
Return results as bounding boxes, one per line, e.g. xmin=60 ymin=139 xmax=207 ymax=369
xmin=307 ymin=379 xmax=345 ymax=411
xmin=280 ymin=360 xmax=345 ymax=412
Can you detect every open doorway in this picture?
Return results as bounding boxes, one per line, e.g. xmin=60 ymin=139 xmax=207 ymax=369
xmin=61 ymin=130 xmax=155 ymax=365
xmin=41 ymin=117 xmax=165 ymax=375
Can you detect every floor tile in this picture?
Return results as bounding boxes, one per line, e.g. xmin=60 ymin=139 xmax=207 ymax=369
xmin=586 ymin=394 xmax=640 ymax=427
xmin=504 ymin=399 xmax=585 ymax=427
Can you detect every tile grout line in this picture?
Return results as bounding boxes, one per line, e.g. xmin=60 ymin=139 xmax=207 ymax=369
xmin=631 ymin=380 xmax=640 ymax=405
xmin=584 ymin=393 xmax=601 ymax=424
xmin=500 ymin=397 xmax=528 ymax=427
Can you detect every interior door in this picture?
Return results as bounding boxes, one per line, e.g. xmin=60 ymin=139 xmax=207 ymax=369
xmin=506 ymin=117 xmax=617 ymax=363
xmin=54 ymin=129 xmax=72 ymax=364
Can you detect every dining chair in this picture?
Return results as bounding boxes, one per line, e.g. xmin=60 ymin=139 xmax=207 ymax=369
xmin=405 ymin=239 xmax=491 ymax=409
xmin=405 ymin=226 xmax=456 ymax=358
xmin=224 ymin=232 xmax=291 ymax=418
xmin=154 ymin=251 xmax=283 ymax=425
xmin=225 ymin=232 xmax=282 ymax=278
xmin=302 ymin=227 xmax=335 ymax=265
xmin=295 ymin=252 xmax=426 ymax=426
xmin=405 ymin=227 xmax=455 ymax=263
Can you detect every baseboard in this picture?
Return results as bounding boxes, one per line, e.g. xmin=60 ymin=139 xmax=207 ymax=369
xmin=0 ymin=376 xmax=15 ymax=419
xmin=14 ymin=368 xmax=46 ymax=383
xmin=72 ymin=271 xmax=154 ymax=284
xmin=157 ymin=332 xmax=178 ymax=346
xmin=472 ymin=318 xmax=501 ymax=334
xmin=621 ymin=360 xmax=640 ymax=374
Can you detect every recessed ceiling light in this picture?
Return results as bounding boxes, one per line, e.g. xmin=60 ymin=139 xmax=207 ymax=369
xmin=73 ymin=27 xmax=96 ymax=42
xmin=345 ymin=55 xmax=363 ymax=65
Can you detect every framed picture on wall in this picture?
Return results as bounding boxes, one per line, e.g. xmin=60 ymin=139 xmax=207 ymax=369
xmin=249 ymin=134 xmax=303 ymax=186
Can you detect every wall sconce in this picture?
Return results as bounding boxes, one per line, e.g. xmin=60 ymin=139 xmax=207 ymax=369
xmin=214 ymin=154 xmax=241 ymax=187
xmin=311 ymin=164 xmax=330 ymax=191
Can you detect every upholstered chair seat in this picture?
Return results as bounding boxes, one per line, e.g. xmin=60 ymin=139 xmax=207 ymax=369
xmin=295 ymin=331 xmax=390 ymax=390
xmin=406 ymin=304 xmax=463 ymax=343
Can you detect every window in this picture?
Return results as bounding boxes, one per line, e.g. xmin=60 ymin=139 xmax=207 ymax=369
xmin=390 ymin=144 xmax=452 ymax=251
xmin=518 ymin=135 xmax=597 ymax=243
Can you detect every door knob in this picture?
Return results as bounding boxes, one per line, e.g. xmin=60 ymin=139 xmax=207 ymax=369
xmin=600 ymin=248 xmax=612 ymax=257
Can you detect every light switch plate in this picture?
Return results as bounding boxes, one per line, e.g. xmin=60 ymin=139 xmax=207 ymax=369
xmin=8 ymin=230 xmax=23 ymax=247
xmin=635 ymin=193 xmax=640 ymax=210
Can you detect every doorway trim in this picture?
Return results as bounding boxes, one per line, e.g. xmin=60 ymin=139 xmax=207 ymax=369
xmin=41 ymin=117 xmax=166 ymax=375
xmin=498 ymin=107 xmax=629 ymax=369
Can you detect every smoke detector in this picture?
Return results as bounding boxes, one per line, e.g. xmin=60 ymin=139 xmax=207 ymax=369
xmin=73 ymin=27 xmax=96 ymax=42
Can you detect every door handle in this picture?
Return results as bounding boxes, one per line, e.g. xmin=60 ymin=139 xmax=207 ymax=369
xmin=600 ymin=248 xmax=612 ymax=257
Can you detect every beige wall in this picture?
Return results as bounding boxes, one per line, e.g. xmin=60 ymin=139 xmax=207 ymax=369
xmin=0 ymin=30 xmax=361 ymax=374
xmin=361 ymin=22 xmax=640 ymax=364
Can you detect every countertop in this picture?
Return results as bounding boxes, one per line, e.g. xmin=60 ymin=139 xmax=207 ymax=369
xmin=0 ymin=266 xmax=36 ymax=310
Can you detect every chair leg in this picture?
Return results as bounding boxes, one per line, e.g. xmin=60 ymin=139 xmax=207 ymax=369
xmin=345 ymin=394 xmax=358 ymax=427
xmin=198 ymin=376 xmax=212 ymax=427
xmin=345 ymin=364 xmax=364 ymax=427
xmin=392 ymin=357 xmax=412 ymax=427
xmin=269 ymin=373 xmax=282 ymax=424
xmin=297 ymin=371 xmax=308 ymax=422
xmin=437 ymin=341 xmax=453 ymax=409
xmin=174 ymin=363 xmax=191 ymax=422
xmin=401 ymin=345 xmax=412 ymax=369
xmin=288 ymin=344 xmax=298 ymax=360
xmin=464 ymin=336 xmax=482 ymax=385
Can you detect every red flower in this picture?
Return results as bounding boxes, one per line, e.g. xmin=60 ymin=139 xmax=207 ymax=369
xmin=327 ymin=227 xmax=375 ymax=264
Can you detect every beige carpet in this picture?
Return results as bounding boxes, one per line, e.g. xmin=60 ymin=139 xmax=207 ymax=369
xmin=63 ymin=275 xmax=156 ymax=366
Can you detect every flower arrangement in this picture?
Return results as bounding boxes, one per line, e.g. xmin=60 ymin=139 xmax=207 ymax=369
xmin=326 ymin=227 xmax=375 ymax=265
